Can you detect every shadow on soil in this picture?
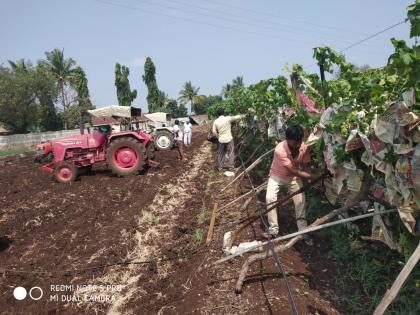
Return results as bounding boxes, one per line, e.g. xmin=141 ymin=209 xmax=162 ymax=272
xmin=0 ymin=236 xmax=12 ymax=252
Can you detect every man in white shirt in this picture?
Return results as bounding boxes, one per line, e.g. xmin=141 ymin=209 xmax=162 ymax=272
xmin=212 ymin=108 xmax=245 ymax=171
xmin=184 ymin=121 xmax=192 ymax=146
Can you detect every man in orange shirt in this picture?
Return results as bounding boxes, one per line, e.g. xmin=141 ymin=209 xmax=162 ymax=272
xmin=265 ymin=125 xmax=317 ymax=245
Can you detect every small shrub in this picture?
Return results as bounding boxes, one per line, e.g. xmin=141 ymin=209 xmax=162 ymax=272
xmin=138 ymin=210 xmax=159 ymax=225
xmin=193 ymin=228 xmax=204 ymax=243
xmin=197 ymin=206 xmax=210 ymax=225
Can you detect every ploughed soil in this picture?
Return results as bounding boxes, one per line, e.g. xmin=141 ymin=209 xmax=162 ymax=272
xmin=1 ymin=125 xmax=355 ymax=314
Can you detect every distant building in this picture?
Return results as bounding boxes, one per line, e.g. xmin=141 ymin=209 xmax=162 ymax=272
xmin=0 ymin=124 xmax=10 ymax=135
xmin=171 ymin=115 xmax=208 ymax=126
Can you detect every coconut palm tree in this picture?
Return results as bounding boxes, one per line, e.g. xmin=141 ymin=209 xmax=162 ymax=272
xmin=178 ymin=81 xmax=203 ymax=114
xmin=222 ymin=76 xmax=244 ymax=99
xmin=40 ymin=48 xmax=77 ymax=129
xmin=8 ymin=59 xmax=32 ymax=72
xmin=232 ymin=75 xmax=244 ymax=89
xmin=221 ymin=83 xmax=232 ymax=98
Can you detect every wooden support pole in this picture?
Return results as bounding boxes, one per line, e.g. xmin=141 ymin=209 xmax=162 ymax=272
xmin=218 ymin=181 xmax=267 ymax=213
xmin=243 ymin=143 xmax=263 ymax=166
xmin=373 ymin=242 xmax=420 ymax=315
xmin=205 ymin=203 xmax=218 ymax=246
xmin=240 ymin=196 xmax=254 ymax=212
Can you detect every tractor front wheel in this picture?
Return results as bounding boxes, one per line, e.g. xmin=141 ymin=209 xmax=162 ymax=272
xmin=106 ymin=137 xmax=144 ymax=176
xmin=55 ymin=162 xmax=78 ymax=183
xmin=155 ymin=130 xmax=174 ymax=151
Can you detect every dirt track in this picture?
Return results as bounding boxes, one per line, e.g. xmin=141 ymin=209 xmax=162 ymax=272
xmin=1 ymin=125 xmax=351 ymax=314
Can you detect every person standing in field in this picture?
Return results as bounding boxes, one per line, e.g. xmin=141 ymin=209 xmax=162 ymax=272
xmin=173 ymin=120 xmax=184 ymax=160
xmin=212 ymin=108 xmax=245 ymax=171
xmin=264 ymin=124 xmax=317 ymax=245
xmin=184 ymin=121 xmax=192 ymax=146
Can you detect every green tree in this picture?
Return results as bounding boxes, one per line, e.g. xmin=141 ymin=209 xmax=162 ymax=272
xmin=232 ymin=76 xmax=244 ymax=89
xmin=115 ymin=63 xmax=137 ymax=106
xmin=406 ymin=0 xmax=420 ymax=38
xmin=178 ymin=81 xmax=202 ymax=114
xmin=35 ymin=66 xmax=61 ymax=131
xmin=195 ymin=95 xmax=222 ymax=115
xmin=115 ymin=64 xmax=123 ymax=105
xmin=157 ymin=90 xmax=168 ymax=112
xmin=0 ymin=67 xmax=38 ymax=133
xmin=221 ymin=83 xmax=232 ymax=98
xmin=72 ymin=66 xmax=94 ymax=134
xmin=6 ymin=60 xmax=60 ymax=132
xmin=142 ymin=57 xmax=164 ymax=112
xmin=222 ymin=76 xmax=245 ymax=99
xmin=178 ymin=103 xmax=188 ymax=117
xmin=8 ymin=59 xmax=32 ymax=72
xmin=59 ymin=104 xmax=80 ymax=130
xmin=164 ymin=98 xmax=179 ymax=118
xmin=39 ymin=48 xmax=77 ymax=129
xmin=0 ymin=64 xmax=59 ymax=133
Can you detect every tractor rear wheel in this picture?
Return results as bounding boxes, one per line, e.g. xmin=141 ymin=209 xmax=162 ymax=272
xmin=107 ymin=137 xmax=144 ymax=176
xmin=55 ymin=162 xmax=78 ymax=183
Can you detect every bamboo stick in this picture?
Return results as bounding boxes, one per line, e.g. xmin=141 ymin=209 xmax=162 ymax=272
xmin=220 ymin=148 xmax=274 ymax=193
xmin=373 ymin=242 xmax=420 ymax=315
xmin=218 ymin=181 xmax=267 ymax=212
xmin=206 ymin=203 xmax=218 ymax=246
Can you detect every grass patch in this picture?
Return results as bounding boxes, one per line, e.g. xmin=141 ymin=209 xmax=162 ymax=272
xmin=138 ymin=210 xmax=159 ymax=225
xmin=190 ymin=170 xmax=215 ymax=245
xmin=305 ymin=190 xmax=420 ymax=315
xmin=0 ymin=146 xmax=32 ymax=157
xmin=197 ymin=206 xmax=210 ymax=225
xmin=204 ymin=170 xmax=216 ymax=196
xmin=193 ymin=228 xmax=204 ymax=243
xmin=326 ymin=227 xmax=420 ymax=314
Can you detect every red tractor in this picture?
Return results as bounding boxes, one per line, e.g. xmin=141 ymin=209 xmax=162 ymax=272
xmin=35 ymin=106 xmax=158 ymax=183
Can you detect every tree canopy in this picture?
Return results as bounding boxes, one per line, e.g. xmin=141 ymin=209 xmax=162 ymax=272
xmin=115 ymin=63 xmax=137 ymax=106
xmin=178 ymin=81 xmax=203 ymax=114
xmin=0 ymin=49 xmax=94 ymax=134
xmin=0 ymin=64 xmax=59 ymax=133
xmin=39 ymin=48 xmax=78 ymax=129
xmin=72 ymin=66 xmax=94 ymax=133
xmin=142 ymin=57 xmax=164 ymax=112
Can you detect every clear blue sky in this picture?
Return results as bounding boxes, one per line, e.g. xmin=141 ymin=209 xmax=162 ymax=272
xmin=0 ymin=0 xmax=415 ymax=112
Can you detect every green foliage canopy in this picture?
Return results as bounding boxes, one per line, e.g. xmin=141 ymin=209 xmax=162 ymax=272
xmin=115 ymin=63 xmax=137 ymax=106
xmin=178 ymin=81 xmax=203 ymax=114
xmin=143 ymin=57 xmax=165 ymax=112
xmin=0 ymin=65 xmax=59 ymax=133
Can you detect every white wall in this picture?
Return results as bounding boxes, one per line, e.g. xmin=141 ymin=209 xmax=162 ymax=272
xmin=0 ymin=129 xmax=88 ymax=149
